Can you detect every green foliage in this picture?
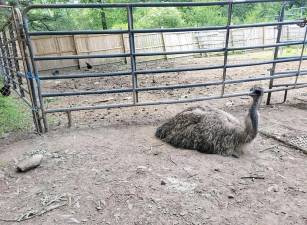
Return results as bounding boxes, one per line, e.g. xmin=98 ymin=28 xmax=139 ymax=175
xmin=0 ymin=95 xmax=31 ymax=136
xmin=1 ymin=0 xmax=306 ymax=31
xmin=244 ymin=3 xmax=281 ymax=24
xmin=135 ymin=7 xmax=185 ymax=29
xmin=181 ymin=6 xmax=227 ymax=27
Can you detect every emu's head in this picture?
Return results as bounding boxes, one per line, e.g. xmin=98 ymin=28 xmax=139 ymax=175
xmin=249 ymin=86 xmax=264 ymax=101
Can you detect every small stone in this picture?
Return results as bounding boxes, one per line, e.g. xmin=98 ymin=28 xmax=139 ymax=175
xmin=228 ymin=194 xmax=234 ymax=199
xmin=214 ymin=168 xmax=220 ymax=172
xmin=62 ymin=215 xmax=80 ymax=224
xmin=67 ymin=218 xmax=80 ymax=224
xmin=161 ymin=180 xmax=166 ymax=185
xmin=136 ymin=166 xmax=147 ymax=174
xmin=268 ymin=184 xmax=279 ymax=192
xmin=128 ymin=203 xmax=133 ymax=210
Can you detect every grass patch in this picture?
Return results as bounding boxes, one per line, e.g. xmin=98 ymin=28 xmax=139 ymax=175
xmin=0 ymin=95 xmax=32 ymax=136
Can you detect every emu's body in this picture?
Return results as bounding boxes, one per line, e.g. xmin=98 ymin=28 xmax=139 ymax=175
xmin=86 ymin=62 xmax=93 ymax=69
xmin=155 ymin=88 xmax=263 ymax=157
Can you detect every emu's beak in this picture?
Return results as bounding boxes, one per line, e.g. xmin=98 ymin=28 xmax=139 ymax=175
xmin=249 ymin=89 xmax=256 ymax=96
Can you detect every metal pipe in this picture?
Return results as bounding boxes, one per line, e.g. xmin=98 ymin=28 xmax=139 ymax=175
xmin=40 ymin=70 xmax=307 ymax=98
xmin=221 ymin=1 xmax=233 ymax=96
xmin=24 ymin=1 xmax=287 ymax=12
xmin=135 ymin=41 xmax=307 ymax=57
xmin=127 ymin=5 xmax=138 ymax=103
xmin=32 ymin=41 xmax=307 ymax=62
xmin=134 ymin=56 xmax=307 ymax=75
xmin=34 ymin=52 xmax=130 ymax=61
xmin=40 ymin=71 xmax=131 ymax=80
xmin=22 ymin=15 xmax=48 ymax=132
xmin=44 ymin=83 xmax=307 ymax=114
xmin=14 ymin=8 xmax=42 ymax=132
xmin=294 ymin=25 xmax=307 ymax=86
xmin=42 ymin=87 xmax=134 ymax=97
xmin=266 ymin=2 xmax=286 ymax=105
xmin=27 ymin=20 xmax=304 ymax=36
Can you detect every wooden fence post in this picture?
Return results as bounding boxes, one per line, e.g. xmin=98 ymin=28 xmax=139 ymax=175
xmin=262 ymin=26 xmax=265 ymax=48
xmin=160 ymin=32 xmax=167 ymax=60
xmin=120 ymin=33 xmax=127 ymax=64
xmin=72 ymin=35 xmax=81 ymax=69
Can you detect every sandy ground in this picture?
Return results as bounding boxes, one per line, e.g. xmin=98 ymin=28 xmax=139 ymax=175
xmin=0 ymin=52 xmax=307 ymax=225
xmin=0 ymin=93 xmax=307 ymax=225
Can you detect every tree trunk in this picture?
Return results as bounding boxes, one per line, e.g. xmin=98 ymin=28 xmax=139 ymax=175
xmin=99 ymin=0 xmax=107 ymax=30
xmin=100 ymin=8 xmax=107 ymax=30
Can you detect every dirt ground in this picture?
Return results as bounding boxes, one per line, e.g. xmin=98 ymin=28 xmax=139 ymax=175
xmin=0 ymin=92 xmax=307 ymax=225
xmin=0 ymin=53 xmax=307 ymax=225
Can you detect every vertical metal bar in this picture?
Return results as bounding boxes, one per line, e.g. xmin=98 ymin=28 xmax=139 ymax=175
xmin=22 ymin=15 xmax=48 ymax=132
xmin=221 ymin=1 xmax=233 ymax=96
xmin=127 ymin=5 xmax=138 ymax=104
xmin=266 ymin=3 xmax=286 ymax=105
xmin=13 ymin=8 xmax=42 ymax=133
xmin=293 ymin=25 xmax=307 ymax=86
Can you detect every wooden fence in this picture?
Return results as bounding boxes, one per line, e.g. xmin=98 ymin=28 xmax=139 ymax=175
xmin=31 ymin=25 xmax=306 ymax=72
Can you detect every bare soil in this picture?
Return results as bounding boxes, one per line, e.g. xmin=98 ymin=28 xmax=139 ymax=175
xmin=0 ymin=53 xmax=307 ymax=225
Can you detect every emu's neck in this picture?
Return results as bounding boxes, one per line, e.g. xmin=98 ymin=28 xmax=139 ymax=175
xmin=244 ymin=96 xmax=261 ymax=143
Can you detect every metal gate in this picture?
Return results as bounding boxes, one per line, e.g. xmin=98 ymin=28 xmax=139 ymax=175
xmin=0 ymin=5 xmax=44 ymax=132
xmin=0 ymin=0 xmax=307 ymax=133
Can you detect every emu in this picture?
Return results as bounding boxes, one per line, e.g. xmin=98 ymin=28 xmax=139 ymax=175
xmin=85 ymin=62 xmax=93 ymax=70
xmin=52 ymin=70 xmax=60 ymax=76
xmin=155 ymin=87 xmax=264 ymax=158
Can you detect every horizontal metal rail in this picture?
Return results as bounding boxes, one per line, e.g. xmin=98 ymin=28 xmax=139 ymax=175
xmin=42 ymin=87 xmax=134 ymax=97
xmin=41 ymin=70 xmax=307 ymax=98
xmin=273 ymin=82 xmax=307 ymax=87
xmin=135 ymin=56 xmax=307 ymax=75
xmin=28 ymin=20 xmax=304 ymax=36
xmin=40 ymin=71 xmax=131 ymax=80
xmin=33 ymin=40 xmax=307 ymax=61
xmin=39 ymin=55 xmax=307 ymax=81
xmin=25 ymin=1 xmax=286 ymax=12
xmin=44 ymin=84 xmax=307 ymax=114
xmin=34 ymin=53 xmax=130 ymax=61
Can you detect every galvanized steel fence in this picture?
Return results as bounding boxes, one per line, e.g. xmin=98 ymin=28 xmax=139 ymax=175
xmin=0 ymin=0 xmax=307 ymax=133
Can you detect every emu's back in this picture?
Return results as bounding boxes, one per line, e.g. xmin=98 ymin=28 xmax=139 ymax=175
xmin=155 ymin=106 xmax=245 ymax=155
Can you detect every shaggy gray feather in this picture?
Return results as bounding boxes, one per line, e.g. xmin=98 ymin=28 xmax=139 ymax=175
xmin=155 ymin=87 xmax=264 ymax=157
